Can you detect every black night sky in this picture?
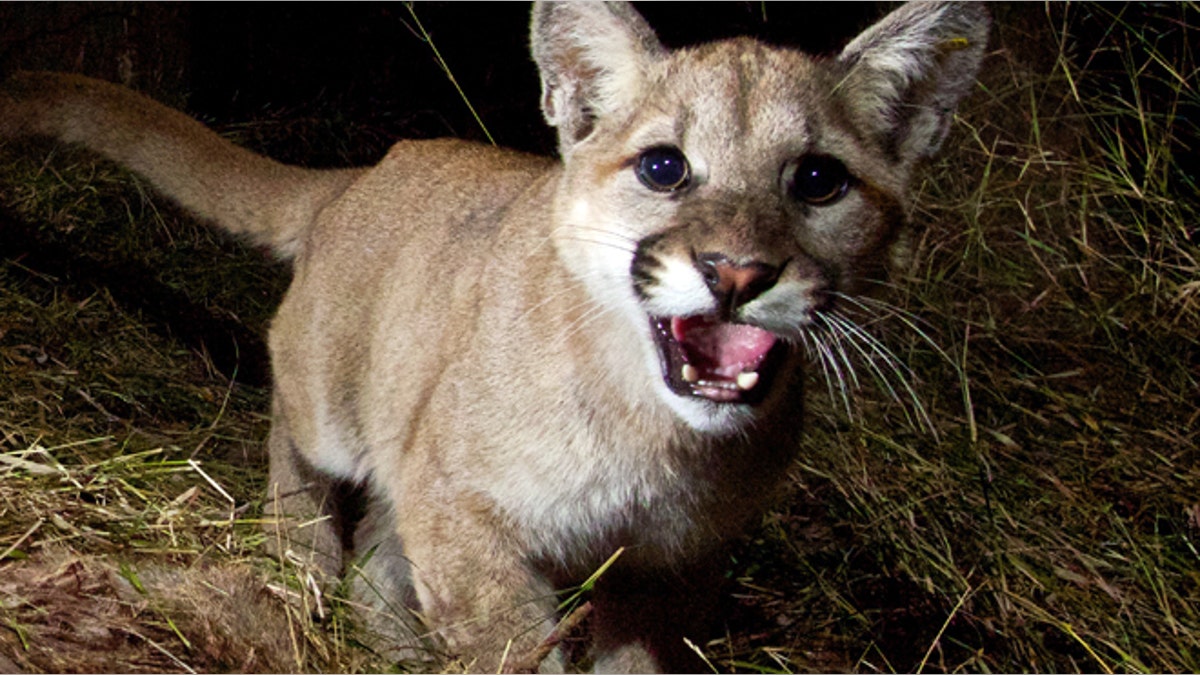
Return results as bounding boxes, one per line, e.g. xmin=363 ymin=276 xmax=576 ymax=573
xmin=1 ymin=3 xmax=890 ymax=162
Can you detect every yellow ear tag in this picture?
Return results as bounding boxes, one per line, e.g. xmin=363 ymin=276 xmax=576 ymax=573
xmin=941 ymin=36 xmax=972 ymax=52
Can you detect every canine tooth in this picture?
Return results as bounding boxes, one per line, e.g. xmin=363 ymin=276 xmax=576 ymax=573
xmin=682 ymin=364 xmax=700 ymax=383
xmin=736 ymin=371 xmax=760 ymax=391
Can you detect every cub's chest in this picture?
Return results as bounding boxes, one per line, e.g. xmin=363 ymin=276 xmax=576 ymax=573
xmin=482 ymin=428 xmax=775 ymax=567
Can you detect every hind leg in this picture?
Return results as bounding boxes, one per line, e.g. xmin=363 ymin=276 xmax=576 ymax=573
xmin=262 ymin=397 xmax=352 ymax=576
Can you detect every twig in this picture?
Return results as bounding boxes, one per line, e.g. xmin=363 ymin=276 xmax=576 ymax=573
xmin=0 ymin=518 xmax=44 ymax=560
xmin=501 ymin=601 xmax=593 ymax=674
xmin=404 ymin=2 xmax=495 ymax=146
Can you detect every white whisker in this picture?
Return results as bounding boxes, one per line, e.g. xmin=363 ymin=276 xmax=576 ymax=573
xmin=805 ymin=324 xmax=854 ymax=417
xmin=545 ymin=294 xmax=623 ymax=355
xmin=551 ymin=224 xmax=639 ymax=254
xmin=823 ymin=310 xmax=933 ymax=433
xmin=844 ymin=294 xmax=959 ymax=369
xmin=516 ymin=281 xmax=596 ymax=324
xmin=817 ymin=315 xmax=863 ymax=391
xmin=799 ymin=330 xmax=840 ymax=411
xmin=795 ymin=290 xmax=954 ymax=435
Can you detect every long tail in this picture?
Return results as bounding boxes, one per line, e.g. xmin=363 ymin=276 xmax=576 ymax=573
xmin=0 ymin=71 xmax=363 ymax=259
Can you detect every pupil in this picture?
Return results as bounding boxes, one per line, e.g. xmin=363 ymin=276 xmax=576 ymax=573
xmin=803 ymin=166 xmax=833 ymax=194
xmin=793 ymin=156 xmax=847 ymax=204
xmin=638 ymin=147 xmax=689 ymax=191
xmin=648 ymin=153 xmax=682 ymax=184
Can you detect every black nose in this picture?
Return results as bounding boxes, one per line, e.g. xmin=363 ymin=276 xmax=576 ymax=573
xmin=696 ymin=253 xmax=784 ymax=317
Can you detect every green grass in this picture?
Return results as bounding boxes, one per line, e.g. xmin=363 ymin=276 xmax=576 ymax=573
xmin=1 ymin=3 xmax=1197 ymax=673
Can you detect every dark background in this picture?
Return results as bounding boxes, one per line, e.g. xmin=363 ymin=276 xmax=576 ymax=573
xmin=0 ymin=2 xmax=891 ymax=161
xmin=2 ymin=4 xmax=1187 ymax=184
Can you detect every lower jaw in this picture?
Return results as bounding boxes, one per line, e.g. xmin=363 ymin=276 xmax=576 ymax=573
xmin=663 ymin=347 xmax=789 ymax=405
xmin=689 ymin=383 xmax=747 ymax=403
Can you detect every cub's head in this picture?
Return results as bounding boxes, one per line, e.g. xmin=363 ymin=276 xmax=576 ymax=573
xmin=531 ymin=1 xmax=988 ymax=432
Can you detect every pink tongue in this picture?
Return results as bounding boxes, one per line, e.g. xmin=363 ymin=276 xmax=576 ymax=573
xmin=671 ymin=316 xmax=776 ymax=372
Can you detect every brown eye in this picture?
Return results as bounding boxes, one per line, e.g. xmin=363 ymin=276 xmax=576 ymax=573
xmin=788 ymin=155 xmax=851 ymax=205
xmin=636 ymin=146 xmax=691 ymax=192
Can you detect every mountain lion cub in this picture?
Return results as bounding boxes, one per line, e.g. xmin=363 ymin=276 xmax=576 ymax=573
xmin=1 ymin=1 xmax=988 ymax=671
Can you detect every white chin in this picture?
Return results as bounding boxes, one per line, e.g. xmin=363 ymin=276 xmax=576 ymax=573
xmin=660 ymin=385 xmax=757 ymax=435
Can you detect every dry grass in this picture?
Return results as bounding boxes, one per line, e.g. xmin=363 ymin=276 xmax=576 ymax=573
xmin=1 ymin=3 xmax=1197 ymax=673
xmin=716 ymin=3 xmax=1199 ymax=673
xmin=0 ymin=152 xmax=392 ymax=671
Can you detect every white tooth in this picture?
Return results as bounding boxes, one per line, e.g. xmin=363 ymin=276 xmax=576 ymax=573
xmin=736 ymin=371 xmax=760 ymax=391
xmin=682 ymin=364 xmax=700 ymax=383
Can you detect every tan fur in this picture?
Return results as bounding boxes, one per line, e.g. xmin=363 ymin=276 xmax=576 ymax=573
xmin=0 ymin=2 xmax=988 ymax=671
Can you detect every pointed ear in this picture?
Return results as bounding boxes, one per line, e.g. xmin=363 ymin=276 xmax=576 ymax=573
xmin=835 ymin=1 xmax=990 ymax=165
xmin=530 ymin=1 xmax=666 ymax=155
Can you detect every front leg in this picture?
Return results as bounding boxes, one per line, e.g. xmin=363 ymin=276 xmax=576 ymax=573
xmin=401 ymin=492 xmax=562 ymax=673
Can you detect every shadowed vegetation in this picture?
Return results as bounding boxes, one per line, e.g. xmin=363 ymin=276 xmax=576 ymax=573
xmin=1 ymin=3 xmax=1197 ymax=672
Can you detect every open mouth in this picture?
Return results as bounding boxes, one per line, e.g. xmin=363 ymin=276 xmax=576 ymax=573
xmin=650 ymin=315 xmax=787 ymax=404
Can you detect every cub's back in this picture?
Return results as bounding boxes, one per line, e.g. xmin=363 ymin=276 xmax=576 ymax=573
xmin=267 ymin=138 xmax=559 ymax=481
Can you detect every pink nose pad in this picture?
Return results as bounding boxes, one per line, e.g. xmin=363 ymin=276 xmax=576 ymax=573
xmin=696 ymin=253 xmax=783 ymax=315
